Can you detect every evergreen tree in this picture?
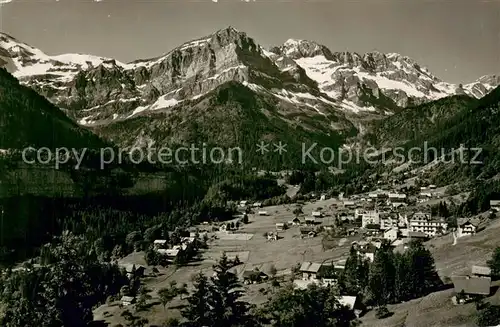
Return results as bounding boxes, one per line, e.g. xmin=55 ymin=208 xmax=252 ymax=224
xmin=477 ymin=303 xmax=500 ymax=327
xmin=339 ymin=246 xmax=368 ymax=296
xmin=406 ymin=240 xmax=442 ymax=298
xmin=260 ymin=283 xmax=354 ymax=327
xmin=210 ymin=252 xmax=251 ymax=326
xmin=393 ymin=252 xmax=411 ymax=302
xmin=182 ymin=272 xmax=213 ymax=327
xmin=158 ymin=287 xmax=176 ymax=310
xmin=368 ymin=243 xmax=395 ymax=305
xmin=487 ymin=247 xmax=500 ymax=277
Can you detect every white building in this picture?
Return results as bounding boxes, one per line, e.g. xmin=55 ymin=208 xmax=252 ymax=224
xmin=457 ymin=219 xmax=478 ymax=238
xmin=181 ymin=237 xmax=195 ymax=244
xmin=121 ymin=296 xmax=136 ymax=306
xmin=388 ymin=193 xmax=407 ymax=203
xmin=153 ymin=239 xmax=168 ymax=249
xmin=157 ymin=249 xmax=180 ymax=258
xmin=418 ymin=192 xmax=432 ymax=203
xmin=360 ymin=210 xmax=380 ymax=228
xmin=276 ymin=222 xmax=287 ymax=231
xmin=300 ymin=262 xmax=322 ymax=280
xmin=383 ymin=227 xmax=399 ymax=242
xmin=409 ymin=212 xmax=447 ymax=237
xmin=380 ymin=213 xmax=398 ymax=230
xmin=490 ymin=200 xmax=500 ymax=212
xmin=355 ymin=242 xmax=377 ymax=262
xmin=343 ymin=200 xmax=356 ymax=208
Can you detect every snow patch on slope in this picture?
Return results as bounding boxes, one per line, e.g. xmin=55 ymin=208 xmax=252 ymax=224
xmin=294 ymin=55 xmax=343 ymax=98
xmin=341 ymin=100 xmax=377 ymax=114
xmin=128 ymin=92 xmax=182 ymax=118
xmin=0 ymin=33 xmax=124 ymax=81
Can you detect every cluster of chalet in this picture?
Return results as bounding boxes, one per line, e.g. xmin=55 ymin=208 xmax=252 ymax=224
xmin=152 ymin=231 xmax=206 ymax=262
xmin=293 ymin=260 xmax=364 ymax=317
xmin=417 ymin=185 xmax=438 ymax=203
xmin=238 ymin=200 xmax=266 ymax=209
xmin=316 ymin=189 xmax=454 ymax=244
xmin=352 ymin=241 xmax=379 ymax=262
xmin=285 ymin=210 xmax=324 ymax=227
xmin=352 ymin=208 xmax=447 ymax=244
xmin=116 ymin=263 xmax=147 ymax=306
xmin=293 ymin=261 xmax=345 ymax=290
xmin=451 ymin=265 xmax=492 ymax=304
xmin=265 ymin=210 xmax=325 ymax=240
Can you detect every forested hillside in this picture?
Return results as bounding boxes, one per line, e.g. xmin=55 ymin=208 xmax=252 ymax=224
xmin=0 ymin=68 xmax=105 ymax=149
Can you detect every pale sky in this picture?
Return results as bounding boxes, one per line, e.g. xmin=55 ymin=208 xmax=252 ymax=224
xmin=0 ymin=0 xmax=499 ymax=84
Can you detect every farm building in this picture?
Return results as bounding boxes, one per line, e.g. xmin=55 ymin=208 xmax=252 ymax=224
xmin=119 ymin=264 xmax=146 ymax=279
xmin=276 ymin=222 xmax=287 ymax=231
xmin=338 ymin=295 xmax=364 ymax=317
xmin=305 ymin=217 xmax=316 ymax=225
xmin=153 ymin=239 xmax=167 ymax=249
xmin=343 ymin=200 xmax=356 ymax=208
xmin=300 ymin=262 xmax=322 ymax=280
xmin=471 ymin=265 xmax=491 ymax=278
xmin=452 ymin=275 xmax=491 ymax=303
xmin=267 ymin=231 xmax=279 ymax=241
xmin=157 ymin=249 xmax=180 ymax=261
xmin=383 ymin=227 xmax=399 ymax=242
xmin=407 ymin=231 xmax=429 ymax=240
xmin=355 ymin=243 xmax=377 ymax=262
xmin=457 ymin=218 xmax=480 ymax=238
xmin=299 ymin=227 xmax=316 ymax=238
xmin=242 ymin=270 xmax=268 ymax=284
xmin=120 ymin=296 xmax=136 ymax=306
xmin=491 ymin=200 xmax=500 ymax=211
xmin=317 ymin=263 xmax=345 ymax=284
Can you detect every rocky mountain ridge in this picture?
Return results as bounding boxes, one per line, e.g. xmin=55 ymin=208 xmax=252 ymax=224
xmin=1 ymin=27 xmax=498 ymax=149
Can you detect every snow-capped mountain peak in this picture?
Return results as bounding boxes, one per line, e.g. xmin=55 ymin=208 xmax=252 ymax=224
xmin=274 ymin=38 xmax=333 ymax=60
xmin=0 ymin=32 xmax=124 ymax=82
xmin=0 ymin=28 xmax=498 ymax=129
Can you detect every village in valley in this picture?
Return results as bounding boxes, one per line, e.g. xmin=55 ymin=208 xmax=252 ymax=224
xmin=93 ymin=173 xmax=500 ymax=327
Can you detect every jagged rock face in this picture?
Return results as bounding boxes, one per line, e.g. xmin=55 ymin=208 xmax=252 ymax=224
xmin=0 ymin=27 xmax=498 ymax=145
xmin=270 ymin=40 xmax=458 ymax=107
xmin=275 ymin=39 xmax=335 ymax=60
xmin=12 ymin=27 xmax=321 ymax=124
xmin=464 ymin=75 xmax=500 ymax=98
